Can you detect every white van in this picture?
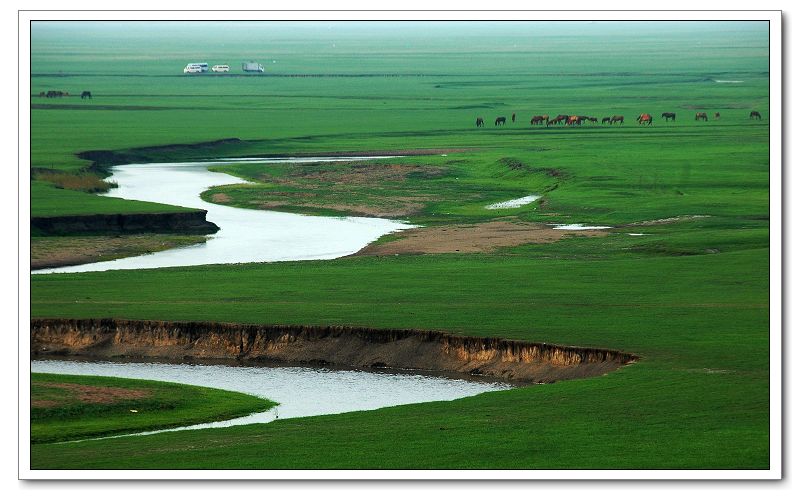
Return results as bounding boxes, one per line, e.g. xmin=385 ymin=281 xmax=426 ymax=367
xmin=211 ymin=65 xmax=230 ymax=73
xmin=183 ymin=63 xmax=209 ymax=73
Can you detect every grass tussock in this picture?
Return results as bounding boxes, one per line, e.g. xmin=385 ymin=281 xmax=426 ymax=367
xmin=34 ymin=170 xmax=117 ymax=193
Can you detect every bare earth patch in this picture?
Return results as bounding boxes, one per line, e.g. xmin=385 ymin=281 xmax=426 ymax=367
xmin=32 ymin=382 xmax=152 ymax=408
xmin=356 ymin=220 xmax=608 ymax=256
xmin=31 ymin=234 xmax=207 ymax=270
xmin=211 ymin=193 xmax=232 ymax=203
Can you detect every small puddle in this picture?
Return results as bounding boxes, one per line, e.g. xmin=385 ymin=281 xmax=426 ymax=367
xmin=485 ymin=195 xmax=541 ymax=210
xmin=550 ymin=223 xmax=613 ymax=230
xmin=31 ymin=359 xmax=511 ymax=439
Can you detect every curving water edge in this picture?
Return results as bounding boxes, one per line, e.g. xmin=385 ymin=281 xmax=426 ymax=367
xmin=33 ymin=156 xmax=416 ymax=274
xmin=31 ymin=359 xmax=511 ymax=439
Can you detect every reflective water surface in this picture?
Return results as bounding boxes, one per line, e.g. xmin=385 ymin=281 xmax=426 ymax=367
xmin=34 ymin=157 xmax=415 ymax=274
xmin=31 ymin=359 xmax=510 ymax=436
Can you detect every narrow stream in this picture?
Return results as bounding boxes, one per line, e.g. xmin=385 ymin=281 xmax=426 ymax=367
xmin=33 ymin=157 xmax=415 ymax=274
xmin=31 ymin=359 xmax=511 ymax=437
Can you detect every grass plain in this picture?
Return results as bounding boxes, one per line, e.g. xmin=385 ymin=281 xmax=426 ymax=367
xmin=28 ymin=20 xmax=771 ymax=469
xmin=30 ymin=372 xmax=275 ymax=444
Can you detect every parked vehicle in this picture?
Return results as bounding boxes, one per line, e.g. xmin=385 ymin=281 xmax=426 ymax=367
xmin=242 ymin=61 xmax=264 ymax=73
xmin=183 ymin=63 xmax=209 ymax=73
xmin=212 ymin=64 xmax=230 ymax=73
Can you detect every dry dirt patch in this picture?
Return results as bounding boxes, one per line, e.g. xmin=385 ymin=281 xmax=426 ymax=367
xmin=356 ymin=220 xmax=608 ymax=256
xmin=32 ymin=382 xmax=152 ymax=408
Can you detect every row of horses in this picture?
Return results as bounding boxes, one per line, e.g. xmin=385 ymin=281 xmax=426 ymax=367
xmin=38 ymin=90 xmax=92 ymax=99
xmin=477 ymin=110 xmax=763 ymax=127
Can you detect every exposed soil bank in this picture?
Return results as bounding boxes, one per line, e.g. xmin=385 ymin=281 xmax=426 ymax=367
xmin=356 ymin=220 xmax=608 ymax=256
xmin=31 ymin=211 xmax=219 ymax=236
xmin=31 ymin=319 xmax=638 ymax=383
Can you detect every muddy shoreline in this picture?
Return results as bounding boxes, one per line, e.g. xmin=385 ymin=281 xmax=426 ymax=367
xmin=31 ymin=319 xmax=638 ymax=383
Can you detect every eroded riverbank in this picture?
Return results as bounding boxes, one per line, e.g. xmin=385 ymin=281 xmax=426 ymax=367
xmin=31 ymin=318 xmax=638 ymax=383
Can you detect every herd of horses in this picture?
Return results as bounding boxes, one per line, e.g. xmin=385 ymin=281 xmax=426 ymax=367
xmin=476 ymin=110 xmax=763 ymax=127
xmin=38 ymin=90 xmax=92 ymax=99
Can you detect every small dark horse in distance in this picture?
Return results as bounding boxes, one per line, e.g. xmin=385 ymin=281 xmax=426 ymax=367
xmin=601 ymin=117 xmax=611 ymax=124
xmin=476 ymin=117 xmax=484 ymax=127
xmin=714 ymin=112 xmax=721 ymax=120
xmin=750 ymin=111 xmax=762 ymax=120
xmin=495 ymin=116 xmax=506 ymax=126
xmin=81 ymin=91 xmax=92 ymax=99
xmin=511 ymin=113 xmax=516 ymax=123
xmin=610 ymin=115 xmax=624 ymax=125
xmin=661 ymin=112 xmax=676 ymax=121
xmin=695 ymin=112 xmax=708 ymax=121
xmin=637 ymin=113 xmax=653 ymax=125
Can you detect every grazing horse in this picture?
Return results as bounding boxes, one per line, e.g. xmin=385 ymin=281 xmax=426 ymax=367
xmin=530 ymin=115 xmax=545 ymax=125
xmin=637 ymin=114 xmax=653 ymax=125
xmin=566 ymin=115 xmax=582 ymax=126
xmin=750 ymin=111 xmax=762 ymax=120
xmin=695 ymin=112 xmax=708 ymax=121
xmin=587 ymin=117 xmax=598 ymax=124
xmin=476 ymin=117 xmax=484 ymax=127
xmin=554 ymin=114 xmax=569 ymax=124
xmin=495 ymin=116 xmax=506 ymax=126
xmin=546 ymin=119 xmax=559 ymax=127
xmin=661 ymin=112 xmax=676 ymax=121
xmin=601 ymin=117 xmax=611 ymax=124
xmin=511 ymin=113 xmax=516 ymax=123
xmin=610 ymin=115 xmax=624 ymax=125
xmin=714 ymin=112 xmax=721 ymax=120
xmin=81 ymin=91 xmax=92 ymax=99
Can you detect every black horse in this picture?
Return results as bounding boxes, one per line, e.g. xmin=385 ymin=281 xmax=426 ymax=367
xmin=511 ymin=113 xmax=516 ymax=123
xmin=750 ymin=111 xmax=762 ymax=120
xmin=601 ymin=117 xmax=611 ymax=124
xmin=495 ymin=116 xmax=506 ymax=126
xmin=476 ymin=117 xmax=484 ymax=127
xmin=661 ymin=112 xmax=676 ymax=121
xmin=81 ymin=91 xmax=92 ymax=99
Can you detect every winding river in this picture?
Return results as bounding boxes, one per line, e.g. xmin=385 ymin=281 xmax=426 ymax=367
xmin=33 ymin=157 xmax=415 ymax=274
xmin=32 ymin=359 xmax=510 ymax=437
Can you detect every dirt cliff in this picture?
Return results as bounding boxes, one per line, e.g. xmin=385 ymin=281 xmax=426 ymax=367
xmin=31 ymin=211 xmax=219 ymax=236
xmin=31 ymin=319 xmax=638 ymax=383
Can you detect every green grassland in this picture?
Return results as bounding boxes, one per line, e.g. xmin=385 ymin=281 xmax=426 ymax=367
xmin=29 ymin=21 xmax=771 ymax=469
xmin=30 ymin=372 xmax=275 ymax=444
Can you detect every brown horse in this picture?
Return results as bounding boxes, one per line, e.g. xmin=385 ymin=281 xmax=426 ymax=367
xmin=476 ymin=117 xmax=484 ymax=127
xmin=661 ymin=112 xmax=676 ymax=121
xmin=637 ymin=114 xmax=653 ymax=125
xmin=601 ymin=117 xmax=611 ymax=124
xmin=495 ymin=116 xmax=506 ymax=126
xmin=566 ymin=115 xmax=582 ymax=126
xmin=695 ymin=112 xmax=708 ymax=121
xmin=610 ymin=115 xmax=624 ymax=125
xmin=530 ymin=115 xmax=545 ymax=125
xmin=553 ymin=114 xmax=569 ymax=124
xmin=546 ymin=119 xmax=559 ymax=127
xmin=750 ymin=111 xmax=762 ymax=120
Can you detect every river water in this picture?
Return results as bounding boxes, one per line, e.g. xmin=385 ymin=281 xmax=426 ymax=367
xmin=31 ymin=359 xmax=510 ymax=437
xmin=33 ymin=157 xmax=415 ymax=274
